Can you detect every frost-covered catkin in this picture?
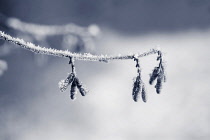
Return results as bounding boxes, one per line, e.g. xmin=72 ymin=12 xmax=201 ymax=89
xmin=58 ymin=73 xmax=75 ymax=92
xmin=149 ymin=67 xmax=159 ymax=85
xmin=149 ymin=50 xmax=167 ymax=94
xmin=155 ymin=75 xmax=163 ymax=94
xmin=141 ymin=84 xmax=147 ymax=102
xmin=132 ymin=75 xmax=141 ymax=102
xmin=70 ymin=79 xmax=77 ymax=100
xmin=75 ymin=78 xmax=88 ymax=96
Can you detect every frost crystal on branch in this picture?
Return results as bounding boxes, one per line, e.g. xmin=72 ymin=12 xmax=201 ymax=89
xmin=0 ymin=31 xmax=160 ymax=62
xmin=58 ymin=80 xmax=66 ymax=92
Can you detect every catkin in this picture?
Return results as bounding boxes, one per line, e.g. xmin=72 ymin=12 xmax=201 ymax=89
xmin=141 ymin=84 xmax=147 ymax=102
xmin=155 ymin=75 xmax=163 ymax=94
xmin=163 ymin=75 xmax=167 ymax=82
xmin=75 ymin=78 xmax=88 ymax=96
xmin=162 ymin=63 xmax=167 ymax=83
xmin=70 ymin=79 xmax=77 ymax=100
xmin=58 ymin=73 xmax=75 ymax=92
xmin=149 ymin=67 xmax=159 ymax=85
xmin=132 ymin=75 xmax=142 ymax=102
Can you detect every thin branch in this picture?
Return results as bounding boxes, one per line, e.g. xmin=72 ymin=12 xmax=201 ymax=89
xmin=0 ymin=31 xmax=159 ymax=62
xmin=0 ymin=13 xmax=99 ymax=37
xmin=0 ymin=13 xmax=100 ymax=53
xmin=69 ymin=57 xmax=76 ymax=74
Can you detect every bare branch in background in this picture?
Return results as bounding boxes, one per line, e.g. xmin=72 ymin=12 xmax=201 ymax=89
xmin=0 ymin=59 xmax=8 ymax=77
xmin=0 ymin=13 xmax=100 ymax=66
xmin=0 ymin=13 xmax=100 ymax=52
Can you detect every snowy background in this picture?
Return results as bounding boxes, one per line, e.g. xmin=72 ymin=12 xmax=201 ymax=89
xmin=0 ymin=0 xmax=210 ymax=140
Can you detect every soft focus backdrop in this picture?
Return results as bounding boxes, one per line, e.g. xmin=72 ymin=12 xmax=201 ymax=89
xmin=0 ymin=0 xmax=210 ymax=140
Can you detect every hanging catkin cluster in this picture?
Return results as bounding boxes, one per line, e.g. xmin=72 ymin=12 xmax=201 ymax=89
xmin=149 ymin=51 xmax=166 ymax=94
xmin=132 ymin=51 xmax=166 ymax=102
xmin=132 ymin=57 xmax=147 ymax=102
xmin=58 ymin=57 xmax=88 ymax=100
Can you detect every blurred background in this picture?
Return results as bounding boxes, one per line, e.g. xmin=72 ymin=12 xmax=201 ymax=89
xmin=0 ymin=0 xmax=210 ymax=139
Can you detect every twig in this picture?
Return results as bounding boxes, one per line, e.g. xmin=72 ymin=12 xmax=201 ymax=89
xmin=69 ymin=57 xmax=76 ymax=74
xmin=0 ymin=31 xmax=159 ymax=62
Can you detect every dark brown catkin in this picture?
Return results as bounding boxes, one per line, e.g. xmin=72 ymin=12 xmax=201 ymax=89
xmin=155 ymin=75 xmax=163 ymax=94
xmin=70 ymin=79 xmax=77 ymax=100
xmin=141 ymin=84 xmax=147 ymax=102
xmin=75 ymin=78 xmax=88 ymax=96
xmin=149 ymin=67 xmax=159 ymax=85
xmin=132 ymin=75 xmax=141 ymax=102
xmin=67 ymin=73 xmax=75 ymax=84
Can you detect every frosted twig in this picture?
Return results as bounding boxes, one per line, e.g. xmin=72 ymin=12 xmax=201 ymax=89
xmin=0 ymin=31 xmax=159 ymax=62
